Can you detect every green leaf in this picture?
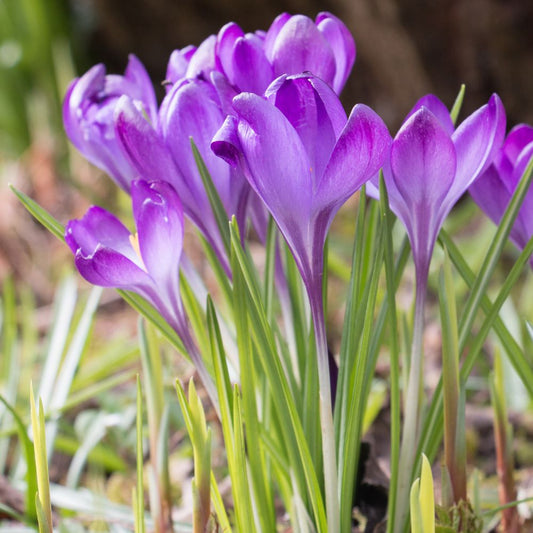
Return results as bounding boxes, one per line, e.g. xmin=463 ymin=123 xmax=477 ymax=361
xmin=229 ymin=217 xmax=327 ymax=533
xmin=10 ymin=184 xmax=65 ymax=241
xmin=191 ymin=138 xmax=231 ymax=255
xmin=231 ymin=225 xmax=276 ymax=531
xmin=449 ymin=85 xmax=465 ymax=126
xmin=119 ymin=290 xmax=186 ymax=355
xmin=0 ymin=394 xmax=37 ymax=523
xmin=207 ymin=297 xmax=255 ymax=532
xmin=410 ymin=479 xmax=423 ymax=533
xmin=379 ymin=175 xmax=402 ymax=533
xmin=439 ymin=248 xmax=466 ymax=503
xmin=419 ymin=156 xmax=533 ymax=466
xmin=30 ymin=386 xmax=53 ymax=533
xmin=419 ymin=455 xmax=435 ymax=533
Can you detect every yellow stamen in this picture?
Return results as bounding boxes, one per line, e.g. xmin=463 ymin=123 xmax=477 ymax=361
xmin=129 ymin=232 xmax=146 ymax=269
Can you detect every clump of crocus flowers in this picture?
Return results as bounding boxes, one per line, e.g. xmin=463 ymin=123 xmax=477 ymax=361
xmin=60 ymin=10 xmax=533 ymax=533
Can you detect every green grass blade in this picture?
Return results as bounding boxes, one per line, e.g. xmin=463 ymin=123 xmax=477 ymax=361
xmin=439 ymin=230 xmax=533 ymax=396
xmin=10 ymin=184 xmax=65 ymax=241
xmin=118 ymin=290 xmax=186 ymax=354
xmin=0 ymin=394 xmax=37 ymax=523
xmin=207 ymin=297 xmax=256 ymax=532
xmin=439 ymin=249 xmax=466 ymax=503
xmin=418 ymin=156 xmax=533 ymax=467
xmin=229 ymin=218 xmax=327 ymax=532
xmin=30 ymin=387 xmax=53 ymax=533
xmin=450 ymin=84 xmax=466 ymax=125
xmin=231 ymin=228 xmax=276 ymax=531
xmin=379 ymin=175 xmax=401 ymax=533
xmin=191 ymin=138 xmax=231 ymax=255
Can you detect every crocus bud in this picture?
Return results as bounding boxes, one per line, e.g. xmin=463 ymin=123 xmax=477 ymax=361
xmin=63 ymin=55 xmax=157 ymax=191
xmin=164 ymin=12 xmax=355 ymax=96
xmin=264 ymin=12 xmax=356 ymax=94
xmin=367 ymin=93 xmax=506 ymax=281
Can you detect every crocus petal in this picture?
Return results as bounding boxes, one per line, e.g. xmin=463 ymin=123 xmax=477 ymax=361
xmin=502 ymin=124 xmax=533 ymax=164
xmin=114 ymin=96 xmax=181 ymax=186
xmin=266 ymin=74 xmax=346 ymax=182
xmin=124 ymin=54 xmax=158 ymax=123
xmin=132 ymin=180 xmax=183 ymax=294
xmin=317 ymin=104 xmax=391 ymax=211
xmin=391 ymin=107 xmax=457 ymax=273
xmin=185 ymin=35 xmax=217 ymax=79
xmin=160 ymin=79 xmax=231 ymax=210
xmin=404 ymin=94 xmax=454 ymax=136
xmin=392 ymin=107 xmax=456 ymax=210
xmin=316 ymin=12 xmax=356 ymax=93
xmin=65 ymin=206 xmax=139 ymax=265
xmin=62 ymin=64 xmax=105 ymax=150
xmin=446 ymin=94 xmax=506 ymax=209
xmin=211 ymin=115 xmax=244 ymax=167
xmin=216 ymin=22 xmax=245 ymax=80
xmin=65 ymin=206 xmax=148 ymax=287
xmin=509 ymin=144 xmax=533 ymax=246
xmin=210 ymin=71 xmax=239 ymax=114
xmin=62 ymin=58 xmax=157 ymax=191
xmin=166 ymin=45 xmax=197 ymax=86
xmin=231 ymin=34 xmax=273 ymax=94
xmin=230 ymin=91 xmax=313 ymax=219
xmin=263 ymin=12 xmax=292 ymax=58
xmin=74 ymin=246 xmax=150 ymax=288
xmin=469 ymin=164 xmax=510 ymax=226
xmin=268 ymin=15 xmax=336 ymax=85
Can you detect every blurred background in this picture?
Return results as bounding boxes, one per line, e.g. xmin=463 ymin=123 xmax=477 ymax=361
xmin=1 ymin=0 xmax=533 ymax=294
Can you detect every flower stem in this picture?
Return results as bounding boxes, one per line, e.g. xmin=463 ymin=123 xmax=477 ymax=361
xmin=309 ymin=288 xmax=340 ymax=533
xmin=393 ymin=274 xmax=427 ymax=533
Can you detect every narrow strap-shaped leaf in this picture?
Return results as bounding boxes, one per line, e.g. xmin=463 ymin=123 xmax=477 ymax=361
xmin=119 ymin=290 xmax=186 ymax=354
xmin=439 ymin=249 xmax=466 ymax=503
xmin=207 ymin=297 xmax=256 ymax=532
xmin=450 ymin=85 xmax=465 ymax=126
xmin=439 ymin=230 xmax=533 ymax=395
xmin=229 ymin=217 xmax=327 ymax=533
xmin=0 ymin=394 xmax=37 ymax=523
xmin=339 ymin=224 xmax=384 ymax=532
xmin=418 ymin=156 xmax=533 ymax=467
xmin=30 ymin=387 xmax=53 ymax=533
xmin=231 ymin=231 xmax=276 ymax=531
xmin=191 ymin=138 xmax=231 ymax=255
xmin=10 ymin=185 xmax=65 ymax=241
xmin=380 ymin=174 xmax=401 ymax=533
xmin=458 ymin=155 xmax=533 ymax=352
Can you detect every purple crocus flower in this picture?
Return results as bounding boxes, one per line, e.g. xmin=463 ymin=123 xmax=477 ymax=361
xmin=212 ymin=73 xmax=388 ymax=530
xmin=469 ymin=124 xmax=533 ymax=268
xmin=66 ymin=179 xmax=219 ymax=409
xmin=263 ymin=12 xmax=355 ymax=94
xmin=63 ymin=55 xmax=158 ymax=191
xmin=165 ymin=12 xmax=355 ymax=96
xmin=114 ymin=78 xmax=249 ymax=269
xmin=365 ymin=93 xmax=505 ymax=533
xmin=213 ymin=73 xmax=390 ymax=291
xmin=368 ymin=93 xmax=506 ymax=283
xmin=65 ymin=180 xmax=186 ymax=333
